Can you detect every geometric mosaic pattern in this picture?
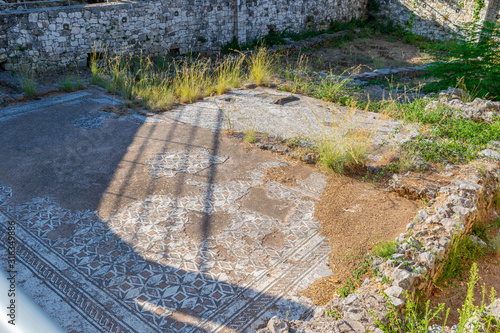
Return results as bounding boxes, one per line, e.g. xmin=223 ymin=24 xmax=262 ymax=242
xmin=0 ymin=158 xmax=330 ymax=332
xmin=74 ymin=112 xmax=114 ymax=129
xmin=0 ymin=88 xmax=357 ymax=332
xmin=74 ymin=111 xmax=174 ymax=130
xmin=146 ymin=148 xmax=228 ymax=179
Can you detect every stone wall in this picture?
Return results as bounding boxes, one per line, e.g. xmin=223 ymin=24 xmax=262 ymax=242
xmin=259 ymin=147 xmax=500 ymax=332
xmin=376 ymin=0 xmax=500 ymax=40
xmin=0 ymin=0 xmax=368 ymax=70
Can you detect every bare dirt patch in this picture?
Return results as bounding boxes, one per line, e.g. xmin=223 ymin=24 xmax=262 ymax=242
xmin=239 ymin=187 xmax=296 ymax=223
xmin=296 ymin=35 xmax=434 ymax=74
xmin=302 ymin=174 xmax=422 ymax=304
xmin=184 ymin=211 xmax=232 ymax=241
xmin=262 ymin=231 xmax=287 ymax=251
xmin=262 ymin=164 xmax=315 ymax=186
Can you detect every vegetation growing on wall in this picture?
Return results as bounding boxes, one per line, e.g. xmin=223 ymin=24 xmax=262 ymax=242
xmin=425 ymin=21 xmax=500 ymax=99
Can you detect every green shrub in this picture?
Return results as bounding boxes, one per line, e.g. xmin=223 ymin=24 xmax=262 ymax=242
xmin=425 ymin=22 xmax=500 ymax=100
xmin=379 ymin=264 xmax=498 ymax=333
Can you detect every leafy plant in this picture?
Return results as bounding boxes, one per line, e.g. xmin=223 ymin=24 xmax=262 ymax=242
xmin=425 ymin=21 xmax=500 ymax=100
xmin=436 ymin=229 xmax=485 ymax=286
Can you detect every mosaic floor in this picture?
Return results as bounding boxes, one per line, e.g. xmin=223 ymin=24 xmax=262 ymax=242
xmin=0 ymin=89 xmax=333 ymax=332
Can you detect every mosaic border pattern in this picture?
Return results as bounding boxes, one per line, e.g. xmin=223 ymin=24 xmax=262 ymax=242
xmin=0 ymin=157 xmax=330 ymax=332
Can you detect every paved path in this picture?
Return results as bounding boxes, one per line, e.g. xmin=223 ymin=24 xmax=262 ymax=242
xmin=0 ymin=88 xmax=335 ymax=332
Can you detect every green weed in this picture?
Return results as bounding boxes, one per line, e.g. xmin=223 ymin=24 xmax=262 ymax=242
xmin=245 ymin=128 xmax=257 ymax=143
xmin=490 ymin=229 xmax=500 ymax=255
xmin=373 ymin=241 xmax=397 ymax=258
xmin=456 ymin=264 xmax=498 ymax=333
xmin=17 ymin=65 xmax=37 ymax=99
xmin=379 ymin=264 xmax=498 ymax=332
xmin=338 ymin=250 xmax=371 ymax=297
xmin=436 ymin=229 xmax=485 ymax=286
xmin=378 ymin=291 xmax=449 ymax=333
xmin=424 ymin=21 xmax=500 ymax=100
xmin=60 ymin=75 xmax=84 ymax=92
xmin=381 ymin=97 xmax=500 ymax=164
xmin=326 ymin=309 xmax=341 ymax=320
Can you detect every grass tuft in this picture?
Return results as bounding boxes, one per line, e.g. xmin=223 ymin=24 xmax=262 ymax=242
xmin=17 ymin=65 xmax=37 ymax=99
xmin=248 ymin=47 xmax=274 ymax=86
xmin=60 ymin=75 xmax=84 ymax=92
xmin=436 ymin=230 xmax=485 ymax=286
xmin=244 ymin=128 xmax=257 ymax=143
xmin=313 ymin=107 xmax=373 ymax=174
xmin=373 ymin=241 xmax=397 ymax=258
xmin=89 ymin=49 xmax=249 ymax=111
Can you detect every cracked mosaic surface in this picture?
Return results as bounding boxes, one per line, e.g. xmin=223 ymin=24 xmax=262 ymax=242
xmin=0 ymin=88 xmax=341 ymax=332
xmin=0 ymin=158 xmax=331 ymax=332
xmin=166 ymin=88 xmax=419 ymax=147
xmin=147 ymin=148 xmax=229 ymax=179
xmin=74 ymin=111 xmax=174 ymax=129
xmin=74 ymin=111 xmax=114 ymax=129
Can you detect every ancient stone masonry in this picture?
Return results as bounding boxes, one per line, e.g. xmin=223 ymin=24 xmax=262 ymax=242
xmin=257 ymin=89 xmax=500 ymax=332
xmin=0 ymin=0 xmax=367 ymax=70
xmin=259 ymin=154 xmax=500 ymax=333
xmin=375 ymin=0 xmax=500 ymax=40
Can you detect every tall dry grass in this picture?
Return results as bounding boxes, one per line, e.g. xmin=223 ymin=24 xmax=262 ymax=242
xmin=303 ymin=103 xmax=374 ymax=174
xmin=247 ymin=46 xmax=275 ymax=86
xmin=90 ymin=50 xmax=251 ymax=111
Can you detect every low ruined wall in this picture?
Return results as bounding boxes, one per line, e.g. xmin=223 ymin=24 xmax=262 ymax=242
xmin=259 ymin=154 xmax=500 ymax=333
xmin=258 ymin=91 xmax=500 ymax=332
xmin=376 ymin=0 xmax=499 ymax=40
xmin=0 ymin=0 xmax=368 ymax=70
